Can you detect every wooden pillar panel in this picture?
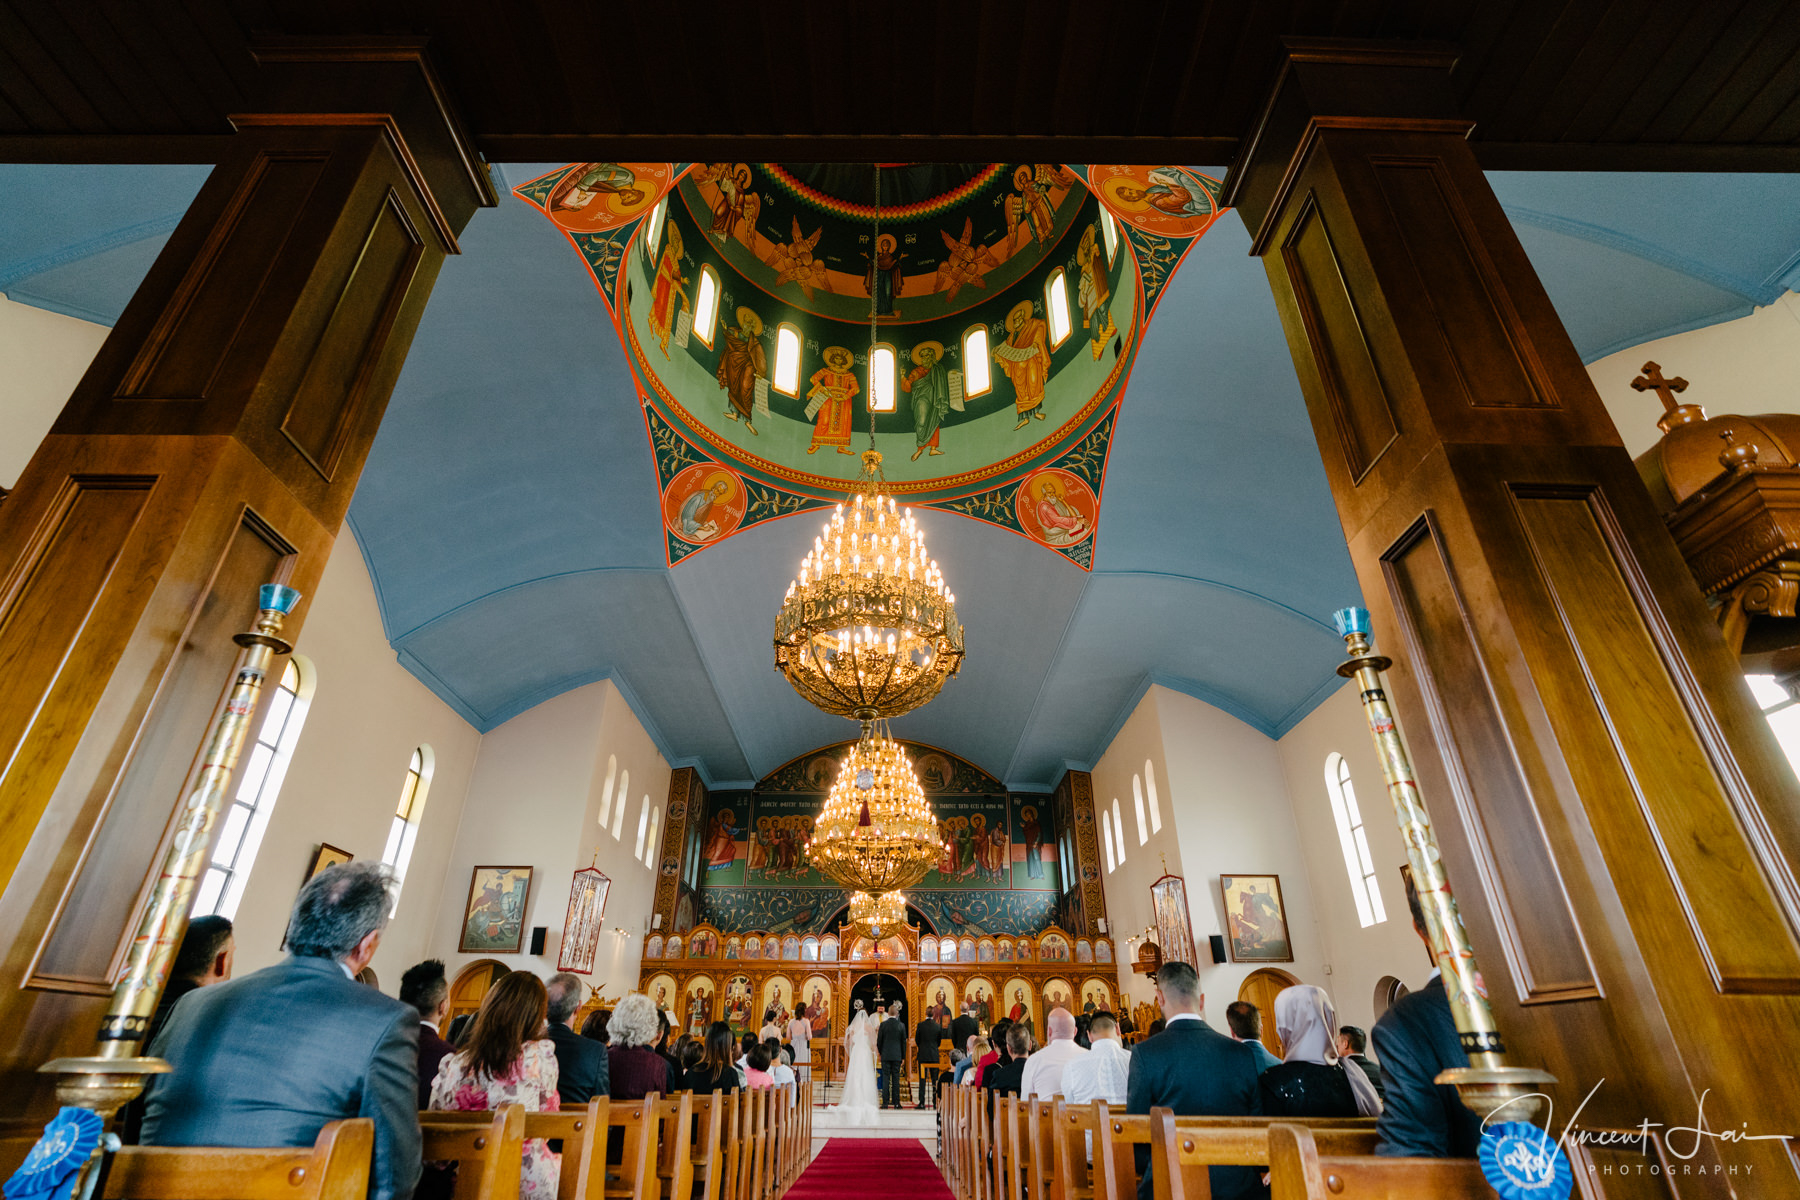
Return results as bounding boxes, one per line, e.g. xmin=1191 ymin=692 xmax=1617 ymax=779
xmin=1229 ymin=43 xmax=1800 ymax=1189
xmin=0 ymin=46 xmax=491 ymax=1109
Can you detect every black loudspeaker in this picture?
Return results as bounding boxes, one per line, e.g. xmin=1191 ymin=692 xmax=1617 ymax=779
xmin=1209 ymin=935 xmax=1227 ymax=964
xmin=529 ymin=927 xmax=547 ymax=955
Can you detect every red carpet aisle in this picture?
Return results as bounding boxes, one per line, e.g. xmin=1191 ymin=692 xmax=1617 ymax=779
xmin=786 ymin=1138 xmax=953 ymax=1200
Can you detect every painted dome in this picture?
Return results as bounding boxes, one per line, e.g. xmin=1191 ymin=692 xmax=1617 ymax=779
xmin=514 ymin=162 xmax=1226 ymax=567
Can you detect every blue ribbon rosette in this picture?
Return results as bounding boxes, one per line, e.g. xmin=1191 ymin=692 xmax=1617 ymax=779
xmin=4 ymin=1109 xmax=104 ymax=1200
xmin=1479 ymin=1120 xmax=1573 ymax=1200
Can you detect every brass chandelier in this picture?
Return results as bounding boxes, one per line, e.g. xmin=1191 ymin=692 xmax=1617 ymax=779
xmin=805 ymin=724 xmax=943 ymax=893
xmin=847 ymin=889 xmax=909 ymax=940
xmin=773 ymin=163 xmax=965 ymax=723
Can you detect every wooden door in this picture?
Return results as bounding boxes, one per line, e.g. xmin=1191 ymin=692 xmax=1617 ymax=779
xmin=1237 ymin=968 xmax=1298 ymax=1058
xmin=448 ymin=960 xmax=511 ymax=1025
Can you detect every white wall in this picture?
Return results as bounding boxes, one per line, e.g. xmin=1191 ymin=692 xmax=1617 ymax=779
xmin=426 ymin=679 xmax=668 ymax=1004
xmin=1587 ymin=293 xmax=1800 ymax=457
xmin=0 ymin=295 xmax=108 ymax=487
xmin=230 ymin=530 xmax=484 ymax=985
xmin=1274 ymin=682 xmax=1430 ymax=1035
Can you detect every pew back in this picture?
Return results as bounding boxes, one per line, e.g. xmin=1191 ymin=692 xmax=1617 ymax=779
xmin=420 ymin=1105 xmax=527 ymax=1200
xmin=101 ymin=1118 xmax=374 ymax=1200
xmin=1266 ymin=1124 xmax=1496 ymax=1200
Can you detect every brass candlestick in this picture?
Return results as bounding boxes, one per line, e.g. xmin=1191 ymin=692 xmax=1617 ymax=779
xmin=1333 ymin=606 xmax=1554 ymax=1123
xmin=35 ymin=584 xmax=300 ymax=1186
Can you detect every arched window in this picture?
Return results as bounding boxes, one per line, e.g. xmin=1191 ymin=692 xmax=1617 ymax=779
xmin=1325 ymin=753 xmax=1387 ymax=927
xmin=1099 ymin=206 xmax=1119 ymax=264
xmin=381 ymin=746 xmax=433 ymax=905
xmin=1100 ymin=809 xmax=1115 ymax=873
xmin=634 ymin=795 xmax=651 ymax=860
xmin=1145 ymin=759 xmax=1163 ymax=833
xmin=1111 ymin=796 xmax=1127 ymax=863
xmin=612 ymin=769 xmax=630 ymax=839
xmin=693 ymin=265 xmax=721 ymax=348
xmin=867 ymin=343 xmax=897 ymax=412
xmin=200 ymin=655 xmax=315 ymax=919
xmin=961 ymin=325 xmax=992 ymax=399
xmin=598 ymin=754 xmax=618 ymax=830
xmin=644 ymin=803 xmax=662 ymax=868
xmin=642 ymin=197 xmax=667 ymax=262
xmin=773 ymin=323 xmax=803 ymax=396
xmin=1132 ymin=775 xmax=1148 ymax=845
xmin=1045 ymin=270 xmax=1072 ymax=349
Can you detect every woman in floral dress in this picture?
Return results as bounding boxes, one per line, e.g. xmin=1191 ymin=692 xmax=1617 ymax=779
xmin=430 ymin=972 xmax=562 ymax=1198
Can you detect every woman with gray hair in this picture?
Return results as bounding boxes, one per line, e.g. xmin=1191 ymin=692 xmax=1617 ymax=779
xmin=606 ymin=992 xmax=675 ymax=1099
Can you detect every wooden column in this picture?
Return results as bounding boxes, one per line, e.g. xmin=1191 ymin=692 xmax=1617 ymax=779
xmin=0 ymin=43 xmax=493 ymax=1106
xmin=1225 ymin=41 xmax=1800 ymax=1189
xmin=653 ymin=767 xmax=707 ymax=936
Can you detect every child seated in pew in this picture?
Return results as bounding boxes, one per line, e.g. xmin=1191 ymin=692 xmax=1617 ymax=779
xmin=744 ymin=1043 xmax=776 ymax=1089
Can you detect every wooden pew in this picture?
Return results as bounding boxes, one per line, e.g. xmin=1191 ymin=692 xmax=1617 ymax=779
xmin=1267 ymin=1124 xmax=1496 ymax=1200
xmin=420 ymin=1104 xmax=527 ymax=1200
xmin=422 ymin=1100 xmax=611 ymax=1200
xmin=1093 ymin=1109 xmax=1379 ymax=1200
xmin=993 ymin=1096 xmax=1055 ymax=1200
xmin=603 ymin=1094 xmax=661 ymax=1200
xmin=100 ymin=1118 xmax=374 ymax=1200
xmin=685 ymin=1091 xmax=729 ymax=1200
xmin=1049 ymin=1098 xmax=1113 ymax=1200
xmin=1142 ymin=1110 xmax=1379 ymax=1200
xmin=649 ymin=1092 xmax=696 ymax=1200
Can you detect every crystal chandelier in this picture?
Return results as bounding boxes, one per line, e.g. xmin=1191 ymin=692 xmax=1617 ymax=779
xmin=805 ymin=727 xmax=944 ymax=893
xmin=848 ymin=890 xmax=909 ymax=940
xmin=773 ymin=164 xmax=965 ymax=722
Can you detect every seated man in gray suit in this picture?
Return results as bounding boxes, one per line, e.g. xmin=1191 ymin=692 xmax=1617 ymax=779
xmin=545 ymin=971 xmax=609 ymax=1105
xmin=143 ymin=861 xmax=421 ymax=1200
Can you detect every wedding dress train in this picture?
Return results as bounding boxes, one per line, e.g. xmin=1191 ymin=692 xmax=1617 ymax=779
xmin=829 ymin=1010 xmax=881 ymax=1125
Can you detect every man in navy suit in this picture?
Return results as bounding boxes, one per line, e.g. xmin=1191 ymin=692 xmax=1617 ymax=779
xmin=1125 ymin=962 xmax=1262 ymax=1200
xmin=144 ymin=862 xmax=421 ymax=1200
xmin=400 ymin=959 xmax=456 ymax=1107
xmin=1370 ymin=869 xmax=1482 ymax=1158
xmin=546 ymin=971 xmax=610 ymax=1105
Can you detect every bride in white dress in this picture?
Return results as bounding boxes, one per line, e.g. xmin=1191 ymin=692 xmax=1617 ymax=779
xmin=830 ymin=1004 xmax=881 ymax=1125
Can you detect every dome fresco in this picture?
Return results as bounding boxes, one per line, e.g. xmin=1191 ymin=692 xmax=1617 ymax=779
xmin=513 ymin=162 xmax=1226 ymax=568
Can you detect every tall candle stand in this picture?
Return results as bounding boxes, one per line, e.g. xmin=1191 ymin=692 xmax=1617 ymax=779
xmin=1334 ymin=606 xmax=1555 ymax=1123
xmin=32 ymin=584 xmax=301 ymax=1196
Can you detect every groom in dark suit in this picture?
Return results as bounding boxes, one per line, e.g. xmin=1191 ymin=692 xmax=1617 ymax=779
xmin=877 ymin=1001 xmax=908 ymax=1108
xmin=1125 ymin=962 xmax=1262 ymax=1200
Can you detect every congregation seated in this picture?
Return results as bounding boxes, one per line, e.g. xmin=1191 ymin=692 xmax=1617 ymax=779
xmin=764 ymin=1038 xmax=796 ymax=1089
xmin=141 ymin=862 xmax=421 ymax=1200
xmin=428 ymin=971 xmax=562 ymax=1197
xmin=579 ymin=1008 xmax=611 ymax=1044
xmin=446 ymin=1013 xmax=474 ymax=1046
xmin=654 ymin=1009 xmax=682 ymax=1079
xmin=1020 ymin=1007 xmax=1087 ymax=1098
xmin=680 ymin=1022 xmax=742 ymax=1094
xmin=608 ymin=992 xmax=677 ymax=1099
xmin=1073 ymin=1012 xmax=1092 ymax=1049
xmin=972 ymin=1018 xmax=1011 ymax=1087
xmin=980 ymin=1024 xmax=1031 ymax=1100
xmin=744 ymin=1043 xmax=776 ymax=1089
xmin=1336 ymin=1024 xmax=1385 ymax=1101
xmin=1372 ymin=869 xmax=1483 ymax=1157
xmin=1224 ymin=1000 xmax=1282 ymax=1074
xmin=545 ymin=971 xmax=609 ymax=1106
xmin=955 ymin=1037 xmax=990 ymax=1086
xmin=402 ymin=959 xmax=456 ymax=1108
xmin=1125 ymin=962 xmax=1261 ymax=1200
xmin=1062 ymin=1012 xmax=1129 ymax=1108
xmin=1259 ymin=984 xmax=1381 ymax=1119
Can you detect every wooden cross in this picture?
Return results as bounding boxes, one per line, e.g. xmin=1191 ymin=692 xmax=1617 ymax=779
xmin=1631 ymin=361 xmax=1689 ymax=413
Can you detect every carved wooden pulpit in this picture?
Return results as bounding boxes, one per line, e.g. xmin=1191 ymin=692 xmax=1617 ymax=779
xmin=1633 ymin=361 xmax=1800 ymax=681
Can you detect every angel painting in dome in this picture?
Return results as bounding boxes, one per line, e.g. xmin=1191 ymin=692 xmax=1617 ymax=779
xmin=934 ymin=218 xmax=999 ymax=305
xmin=695 ymin=162 xmax=759 ymax=245
xmin=768 ymin=217 xmax=830 ymax=300
xmin=1004 ymin=164 xmax=1055 ymax=251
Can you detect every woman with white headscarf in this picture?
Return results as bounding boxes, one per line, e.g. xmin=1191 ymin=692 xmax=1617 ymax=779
xmin=1260 ymin=985 xmax=1382 ymax=1118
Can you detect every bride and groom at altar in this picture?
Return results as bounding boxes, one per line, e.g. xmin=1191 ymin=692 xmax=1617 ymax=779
xmin=829 ymin=999 xmax=911 ymax=1123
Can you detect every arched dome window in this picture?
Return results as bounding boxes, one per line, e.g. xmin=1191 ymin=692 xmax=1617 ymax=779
xmin=1045 ymin=270 xmax=1072 ymax=348
xmin=693 ymin=266 xmax=721 ymax=348
xmin=773 ymin=323 xmax=803 ymax=396
xmin=962 ymin=325 xmax=992 ymax=399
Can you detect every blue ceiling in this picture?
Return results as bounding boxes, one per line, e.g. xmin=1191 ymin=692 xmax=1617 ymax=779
xmin=7 ymin=163 xmax=1800 ymax=788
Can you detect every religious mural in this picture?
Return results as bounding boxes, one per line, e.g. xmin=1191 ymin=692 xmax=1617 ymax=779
xmin=512 ymin=163 xmax=1227 ymax=572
